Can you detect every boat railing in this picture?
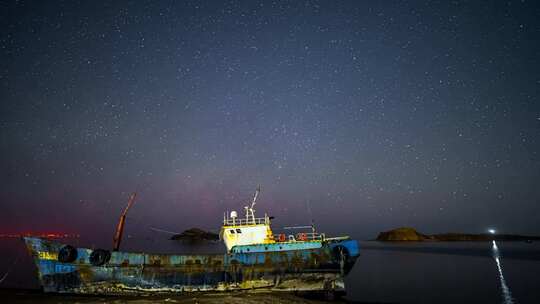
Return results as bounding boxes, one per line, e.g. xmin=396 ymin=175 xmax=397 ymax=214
xmin=223 ymin=217 xmax=268 ymax=226
xmin=273 ymin=232 xmax=325 ymax=242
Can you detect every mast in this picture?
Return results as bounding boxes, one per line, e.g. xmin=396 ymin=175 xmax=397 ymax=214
xmin=112 ymin=193 xmax=137 ymax=251
xmin=245 ymin=185 xmax=260 ymax=224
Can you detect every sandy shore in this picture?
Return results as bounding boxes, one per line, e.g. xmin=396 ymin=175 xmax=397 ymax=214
xmin=0 ymin=288 xmax=390 ymax=304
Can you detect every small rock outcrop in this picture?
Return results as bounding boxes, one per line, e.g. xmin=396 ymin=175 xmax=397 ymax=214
xmin=376 ymin=227 xmax=428 ymax=241
xmin=170 ymin=228 xmax=219 ymax=242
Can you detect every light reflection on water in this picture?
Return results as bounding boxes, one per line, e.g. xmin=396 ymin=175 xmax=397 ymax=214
xmin=348 ymin=241 xmax=540 ymax=303
xmin=492 ymin=240 xmax=515 ymax=304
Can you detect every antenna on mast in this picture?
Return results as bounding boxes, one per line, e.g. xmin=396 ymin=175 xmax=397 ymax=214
xmin=245 ymin=185 xmax=261 ymax=224
xmin=251 ymin=185 xmax=261 ymax=210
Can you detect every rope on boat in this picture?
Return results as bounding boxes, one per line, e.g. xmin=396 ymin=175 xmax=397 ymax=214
xmin=149 ymin=227 xmax=180 ymax=235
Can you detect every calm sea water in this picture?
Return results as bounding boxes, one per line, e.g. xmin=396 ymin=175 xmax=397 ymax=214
xmin=1 ymin=238 xmax=539 ymax=303
xmin=348 ymin=241 xmax=540 ymax=304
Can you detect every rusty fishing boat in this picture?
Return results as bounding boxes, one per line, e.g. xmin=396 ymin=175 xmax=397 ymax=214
xmin=23 ymin=187 xmax=359 ymax=296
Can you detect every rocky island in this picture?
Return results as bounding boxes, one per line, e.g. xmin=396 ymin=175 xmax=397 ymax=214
xmin=170 ymin=228 xmax=219 ymax=242
xmin=377 ymin=227 xmax=540 ymax=242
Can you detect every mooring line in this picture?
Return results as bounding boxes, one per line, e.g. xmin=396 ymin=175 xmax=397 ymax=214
xmin=0 ymin=255 xmax=20 ymax=285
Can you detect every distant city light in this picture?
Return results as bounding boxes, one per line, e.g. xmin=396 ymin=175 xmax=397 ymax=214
xmin=0 ymin=232 xmax=80 ymax=239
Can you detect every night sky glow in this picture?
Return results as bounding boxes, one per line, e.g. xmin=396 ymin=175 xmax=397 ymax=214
xmin=1 ymin=1 xmax=539 ymax=242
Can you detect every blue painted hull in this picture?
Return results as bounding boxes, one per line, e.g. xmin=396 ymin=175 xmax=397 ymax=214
xmin=23 ymin=237 xmax=359 ymax=295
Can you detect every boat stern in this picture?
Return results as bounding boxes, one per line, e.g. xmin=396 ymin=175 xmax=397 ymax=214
xmin=326 ymin=238 xmax=360 ymax=275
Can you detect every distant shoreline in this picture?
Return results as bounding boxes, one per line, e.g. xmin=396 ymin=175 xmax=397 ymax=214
xmin=376 ymin=227 xmax=540 ymax=242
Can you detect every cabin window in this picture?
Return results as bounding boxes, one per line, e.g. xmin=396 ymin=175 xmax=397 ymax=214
xmin=236 ymin=229 xmax=242 ymax=233
xmin=229 ymin=229 xmax=235 ymax=234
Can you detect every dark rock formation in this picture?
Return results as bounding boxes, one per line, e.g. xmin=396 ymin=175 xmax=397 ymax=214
xmin=376 ymin=227 xmax=428 ymax=241
xmin=377 ymin=227 xmax=540 ymax=242
xmin=170 ymin=228 xmax=219 ymax=242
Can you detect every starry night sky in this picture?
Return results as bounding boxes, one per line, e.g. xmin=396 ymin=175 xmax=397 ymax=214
xmin=1 ymin=1 xmax=539 ymax=242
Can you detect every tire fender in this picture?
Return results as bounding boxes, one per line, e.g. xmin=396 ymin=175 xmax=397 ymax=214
xmin=89 ymin=249 xmax=111 ymax=266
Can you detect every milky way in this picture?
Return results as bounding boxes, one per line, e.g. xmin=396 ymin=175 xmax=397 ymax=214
xmin=1 ymin=1 xmax=539 ymax=241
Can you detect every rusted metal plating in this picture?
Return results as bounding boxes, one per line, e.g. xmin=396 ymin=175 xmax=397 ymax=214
xmin=23 ymin=237 xmax=359 ymax=295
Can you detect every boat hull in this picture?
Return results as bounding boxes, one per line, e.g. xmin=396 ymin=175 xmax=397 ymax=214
xmin=23 ymin=237 xmax=359 ymax=295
